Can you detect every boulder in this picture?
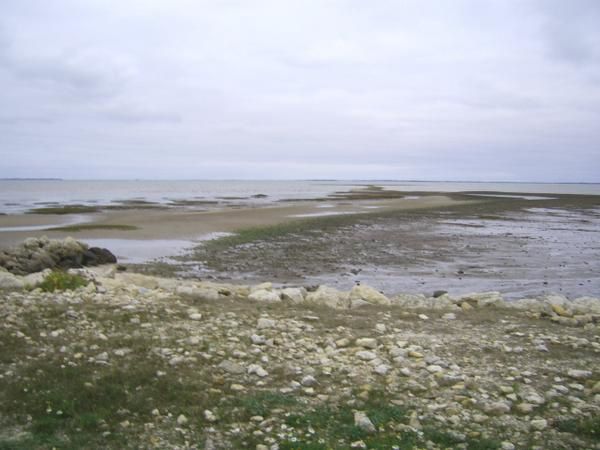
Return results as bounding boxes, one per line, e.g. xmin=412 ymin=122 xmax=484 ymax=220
xmin=0 ymin=268 xmax=24 ymax=290
xmin=350 ymin=284 xmax=391 ymax=307
xmin=22 ymin=269 xmax=52 ymax=287
xmin=458 ymin=292 xmax=505 ymax=308
xmin=281 ymin=287 xmax=306 ymax=304
xmin=82 ymin=247 xmax=117 ymax=265
xmin=571 ymin=296 xmax=600 ymax=314
xmin=305 ymin=285 xmax=350 ymax=309
xmin=175 ymin=285 xmax=220 ymax=301
xmin=248 ymin=289 xmax=281 ymax=303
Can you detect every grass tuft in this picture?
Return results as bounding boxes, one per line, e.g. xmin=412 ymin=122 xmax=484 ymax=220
xmin=556 ymin=415 xmax=600 ymax=439
xmin=36 ymin=270 xmax=88 ymax=292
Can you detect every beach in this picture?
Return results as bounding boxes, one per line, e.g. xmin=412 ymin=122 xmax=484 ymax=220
xmin=1 ymin=182 xmax=600 ymax=299
xmin=1 ymin=182 xmax=600 ymax=449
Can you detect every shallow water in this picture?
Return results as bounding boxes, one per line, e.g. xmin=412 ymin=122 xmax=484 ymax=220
xmin=83 ymin=232 xmax=233 ymax=264
xmin=2 ymin=180 xmax=599 ymax=213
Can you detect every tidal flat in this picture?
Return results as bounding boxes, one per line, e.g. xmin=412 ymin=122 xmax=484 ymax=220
xmin=138 ymin=192 xmax=600 ymax=301
xmin=1 ymin=188 xmax=600 ymax=449
xmin=3 ymin=187 xmax=600 ymax=300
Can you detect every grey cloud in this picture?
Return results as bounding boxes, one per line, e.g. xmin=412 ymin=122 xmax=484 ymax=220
xmin=0 ymin=0 xmax=599 ymax=181
xmin=96 ymin=104 xmax=182 ymax=124
xmin=535 ymin=0 xmax=600 ymax=65
xmin=0 ymin=47 xmax=133 ymax=99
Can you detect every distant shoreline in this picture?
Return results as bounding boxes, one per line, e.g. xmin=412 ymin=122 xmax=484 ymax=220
xmin=0 ymin=178 xmax=63 ymax=181
xmin=1 ymin=178 xmax=599 ymax=184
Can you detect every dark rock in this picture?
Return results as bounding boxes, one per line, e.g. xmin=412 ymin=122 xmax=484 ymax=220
xmin=83 ymin=247 xmax=117 ymax=265
xmin=433 ymin=290 xmax=448 ymax=298
xmin=0 ymin=237 xmax=117 ymax=275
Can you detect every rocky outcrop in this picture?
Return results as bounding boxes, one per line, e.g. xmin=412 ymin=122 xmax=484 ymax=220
xmin=0 ymin=237 xmax=117 ymax=275
xmin=1 ymin=272 xmax=598 ymax=450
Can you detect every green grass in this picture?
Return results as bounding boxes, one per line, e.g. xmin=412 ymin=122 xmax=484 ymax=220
xmin=282 ymin=390 xmax=414 ymax=449
xmin=202 ymin=213 xmax=367 ymax=252
xmin=36 ymin=270 xmax=88 ymax=292
xmin=556 ymin=415 xmax=600 ymax=440
xmin=26 ymin=205 xmax=100 ymax=214
xmin=0 ymin=360 xmax=188 ymax=449
xmin=47 ymin=224 xmax=138 ymax=232
xmin=223 ymin=391 xmax=298 ymax=421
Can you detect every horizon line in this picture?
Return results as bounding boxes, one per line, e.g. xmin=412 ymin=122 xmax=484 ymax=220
xmin=1 ymin=178 xmax=600 ymax=184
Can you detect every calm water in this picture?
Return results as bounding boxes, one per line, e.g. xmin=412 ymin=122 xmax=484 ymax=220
xmin=1 ymin=180 xmax=599 ymax=213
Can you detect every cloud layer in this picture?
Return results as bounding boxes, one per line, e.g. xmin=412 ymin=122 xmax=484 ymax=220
xmin=1 ymin=0 xmax=599 ymax=181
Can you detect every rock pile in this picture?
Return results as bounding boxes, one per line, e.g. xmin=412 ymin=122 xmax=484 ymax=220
xmin=0 ymin=236 xmax=116 ymax=275
xmin=1 ymin=266 xmax=599 ymax=449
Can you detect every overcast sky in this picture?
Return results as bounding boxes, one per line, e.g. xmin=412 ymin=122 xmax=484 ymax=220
xmin=1 ymin=0 xmax=599 ymax=181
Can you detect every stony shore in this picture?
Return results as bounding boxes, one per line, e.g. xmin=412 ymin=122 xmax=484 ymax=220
xmin=1 ymin=266 xmax=599 ymax=449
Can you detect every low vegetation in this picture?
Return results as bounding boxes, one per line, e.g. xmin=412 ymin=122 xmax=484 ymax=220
xmin=36 ymin=270 xmax=88 ymax=292
xmin=26 ymin=205 xmax=100 ymax=215
xmin=47 ymin=224 xmax=138 ymax=232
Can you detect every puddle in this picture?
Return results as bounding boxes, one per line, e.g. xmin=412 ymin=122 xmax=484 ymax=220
xmin=83 ymin=232 xmax=233 ymax=264
xmin=288 ymin=211 xmax=355 ymax=218
xmin=468 ymin=194 xmax=556 ymax=200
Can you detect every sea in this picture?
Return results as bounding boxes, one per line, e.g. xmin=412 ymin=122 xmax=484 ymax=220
xmin=1 ymin=179 xmax=600 ymax=214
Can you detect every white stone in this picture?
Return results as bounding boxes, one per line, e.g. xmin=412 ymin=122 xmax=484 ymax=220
xmin=251 ymin=334 xmax=266 ymax=345
xmin=204 ymin=410 xmax=218 ymax=422
xmin=218 ymin=360 xmax=245 ymax=374
xmin=247 ymin=364 xmax=268 ymax=377
xmin=530 ymin=419 xmax=547 ymax=431
xmin=301 ymin=375 xmax=317 ymax=387
xmin=248 ymin=289 xmax=281 ymax=303
xmin=426 ymin=365 xmax=443 ymax=374
xmin=484 ymin=401 xmax=511 ymax=416
xmin=257 ymin=318 xmax=276 ymax=329
xmin=354 ymin=411 xmax=376 ymax=433
xmin=567 ymin=369 xmax=592 ymax=380
xmin=356 ymin=350 xmax=377 ymax=361
xmin=177 ymin=414 xmax=188 ymax=425
xmin=281 ymin=287 xmax=306 ymax=304
xmin=356 ymin=338 xmax=377 ymax=349
xmin=251 ymin=282 xmax=272 ymax=292
xmin=176 ymin=285 xmax=220 ymax=301
xmin=374 ymin=323 xmax=387 ymax=333
xmin=0 ymin=269 xmax=24 ymax=290
xmin=349 ymin=284 xmax=391 ymax=306
xmin=374 ymin=364 xmax=390 ymax=375
xmin=305 ymin=285 xmax=350 ymax=309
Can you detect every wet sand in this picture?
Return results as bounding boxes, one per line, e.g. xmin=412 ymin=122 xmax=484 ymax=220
xmin=0 ymin=195 xmax=465 ymax=247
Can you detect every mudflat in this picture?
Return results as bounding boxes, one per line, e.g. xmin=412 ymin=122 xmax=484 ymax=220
xmin=2 ymin=189 xmax=600 ymax=300
xmin=0 ymin=194 xmax=466 ymax=244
